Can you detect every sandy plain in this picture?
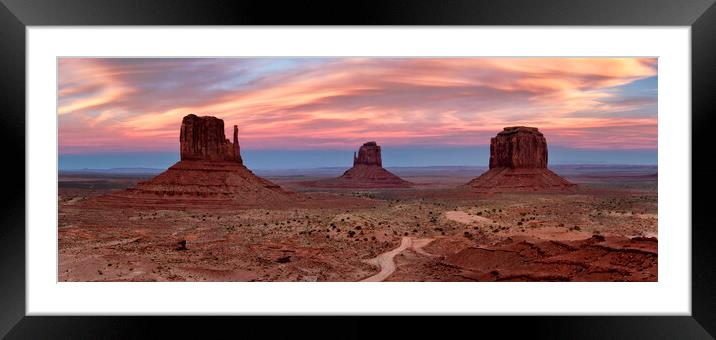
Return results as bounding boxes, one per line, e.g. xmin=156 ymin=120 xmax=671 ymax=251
xmin=58 ymin=165 xmax=657 ymax=282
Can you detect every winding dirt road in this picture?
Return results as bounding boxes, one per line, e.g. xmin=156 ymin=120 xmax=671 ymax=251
xmin=360 ymin=237 xmax=435 ymax=282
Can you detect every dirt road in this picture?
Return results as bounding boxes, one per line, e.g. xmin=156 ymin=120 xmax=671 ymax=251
xmin=360 ymin=237 xmax=435 ymax=282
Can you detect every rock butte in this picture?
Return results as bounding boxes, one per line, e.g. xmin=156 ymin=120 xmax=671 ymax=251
xmin=92 ymin=114 xmax=294 ymax=207
xmin=467 ymin=126 xmax=576 ymax=192
xmin=180 ymin=114 xmax=242 ymax=163
xmin=307 ymin=141 xmax=412 ymax=189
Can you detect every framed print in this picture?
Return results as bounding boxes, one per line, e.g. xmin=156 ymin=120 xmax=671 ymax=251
xmin=2 ymin=0 xmax=715 ymax=338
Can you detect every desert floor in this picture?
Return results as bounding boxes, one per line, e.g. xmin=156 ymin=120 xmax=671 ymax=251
xmin=58 ymin=165 xmax=657 ymax=282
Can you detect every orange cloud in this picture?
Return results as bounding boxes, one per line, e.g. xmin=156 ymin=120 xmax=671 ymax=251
xmin=58 ymin=58 xmax=657 ymax=153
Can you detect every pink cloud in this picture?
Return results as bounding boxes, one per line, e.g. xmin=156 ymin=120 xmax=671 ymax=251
xmin=58 ymin=58 xmax=657 ymax=153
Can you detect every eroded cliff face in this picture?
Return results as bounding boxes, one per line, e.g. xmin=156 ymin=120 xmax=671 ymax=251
xmin=489 ymin=126 xmax=547 ymax=169
xmin=179 ymin=114 xmax=242 ymax=163
xmin=353 ymin=141 xmax=383 ymax=167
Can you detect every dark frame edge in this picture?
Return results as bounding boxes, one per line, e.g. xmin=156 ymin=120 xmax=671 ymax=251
xmin=0 ymin=1 xmax=25 ymax=339
xmin=1 ymin=0 xmax=716 ymax=25
xmin=1 ymin=0 xmax=715 ymax=338
xmin=691 ymin=0 xmax=716 ymax=337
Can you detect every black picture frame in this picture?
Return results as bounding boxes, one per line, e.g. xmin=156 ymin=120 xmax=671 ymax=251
xmin=1 ymin=0 xmax=715 ymax=338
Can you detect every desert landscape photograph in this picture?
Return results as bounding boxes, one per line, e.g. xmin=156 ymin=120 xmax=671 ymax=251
xmin=58 ymin=57 xmax=658 ymax=282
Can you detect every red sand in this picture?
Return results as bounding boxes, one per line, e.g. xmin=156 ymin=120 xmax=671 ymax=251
xmin=437 ymin=235 xmax=657 ymax=281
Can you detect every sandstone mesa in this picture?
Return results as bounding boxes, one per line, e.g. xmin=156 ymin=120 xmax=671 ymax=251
xmin=468 ymin=126 xmax=576 ymax=192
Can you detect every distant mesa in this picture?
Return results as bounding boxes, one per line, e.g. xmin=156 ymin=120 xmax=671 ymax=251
xmin=467 ymin=126 xmax=576 ymax=192
xmin=95 ymin=114 xmax=293 ymax=206
xmin=306 ymin=141 xmax=412 ymax=189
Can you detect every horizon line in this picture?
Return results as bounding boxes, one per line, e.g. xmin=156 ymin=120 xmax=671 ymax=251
xmin=59 ymin=163 xmax=658 ymax=171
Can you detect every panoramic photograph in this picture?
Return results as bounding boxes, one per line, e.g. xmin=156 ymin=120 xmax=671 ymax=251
xmin=58 ymin=57 xmax=658 ymax=282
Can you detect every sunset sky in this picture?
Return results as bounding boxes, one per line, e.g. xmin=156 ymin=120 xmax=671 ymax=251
xmin=58 ymin=58 xmax=657 ymax=169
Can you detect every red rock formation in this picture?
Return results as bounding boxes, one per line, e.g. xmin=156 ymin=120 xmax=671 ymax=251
xmin=94 ymin=114 xmax=293 ymax=207
xmin=441 ymin=235 xmax=657 ymax=281
xmin=489 ymin=126 xmax=547 ymax=169
xmin=306 ymin=141 xmax=412 ymax=189
xmin=468 ymin=127 xmax=575 ymax=192
xmin=180 ymin=114 xmax=242 ymax=163
xmin=353 ymin=141 xmax=382 ymax=167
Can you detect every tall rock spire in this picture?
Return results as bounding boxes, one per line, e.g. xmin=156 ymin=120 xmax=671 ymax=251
xmin=233 ymin=125 xmax=242 ymax=163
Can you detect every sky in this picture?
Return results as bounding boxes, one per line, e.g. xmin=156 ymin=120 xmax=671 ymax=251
xmin=58 ymin=58 xmax=657 ymax=170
